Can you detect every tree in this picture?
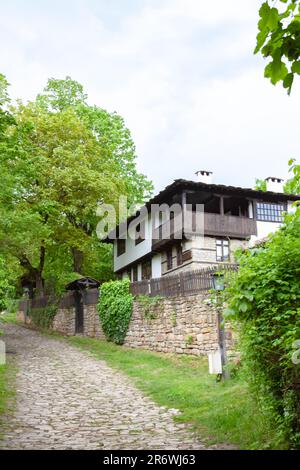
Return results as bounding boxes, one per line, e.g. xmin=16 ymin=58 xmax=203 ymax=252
xmin=284 ymin=159 xmax=300 ymax=193
xmin=37 ymin=77 xmax=152 ymax=207
xmin=0 ymin=75 xmax=24 ymax=305
xmin=254 ymin=178 xmax=267 ymax=191
xmin=255 ymin=0 xmax=300 ymax=94
xmin=0 ymin=76 xmax=153 ymax=297
xmin=0 ymin=74 xmax=10 ymax=106
xmin=0 ymin=254 xmax=21 ymax=310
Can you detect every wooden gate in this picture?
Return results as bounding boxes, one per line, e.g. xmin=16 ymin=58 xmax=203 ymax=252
xmin=74 ymin=290 xmax=84 ymax=334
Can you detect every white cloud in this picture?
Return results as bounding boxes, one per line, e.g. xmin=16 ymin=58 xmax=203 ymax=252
xmin=0 ymin=0 xmax=299 ymax=192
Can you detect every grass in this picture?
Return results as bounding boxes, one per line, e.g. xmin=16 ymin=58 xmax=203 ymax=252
xmin=0 ymin=303 xmax=18 ymax=432
xmin=64 ymin=335 xmax=280 ymax=450
xmin=0 ymin=300 xmax=18 ymax=325
xmin=0 ymin=364 xmax=15 ymax=422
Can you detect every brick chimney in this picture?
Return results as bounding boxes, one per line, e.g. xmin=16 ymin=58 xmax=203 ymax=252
xmin=265 ymin=176 xmax=284 ymax=193
xmin=195 ymin=170 xmax=213 ymax=184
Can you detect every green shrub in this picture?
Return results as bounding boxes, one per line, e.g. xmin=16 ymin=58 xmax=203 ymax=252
xmin=29 ymin=304 xmax=58 ymax=329
xmin=0 ymin=299 xmax=18 ymax=324
xmin=98 ymin=279 xmax=133 ymax=344
xmin=225 ymin=210 xmax=300 ymax=448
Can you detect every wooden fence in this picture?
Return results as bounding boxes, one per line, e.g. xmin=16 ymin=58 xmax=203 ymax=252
xmin=18 ymin=288 xmax=100 ymax=312
xmin=130 ymin=264 xmax=238 ymax=297
xmin=18 ymin=265 xmax=238 ymax=311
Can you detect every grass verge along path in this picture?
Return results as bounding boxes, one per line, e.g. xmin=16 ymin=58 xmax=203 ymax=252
xmin=66 ymin=336 xmax=279 ymax=450
xmin=0 ymin=364 xmax=14 ymax=420
xmin=0 ymin=309 xmax=18 ymax=434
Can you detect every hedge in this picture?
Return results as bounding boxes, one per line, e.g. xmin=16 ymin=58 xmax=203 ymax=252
xmin=98 ymin=279 xmax=133 ymax=344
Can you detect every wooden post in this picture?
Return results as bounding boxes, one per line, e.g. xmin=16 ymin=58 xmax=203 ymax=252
xmin=220 ymin=196 xmax=224 ymax=216
xmin=182 ymin=191 xmax=187 ymax=235
xmin=217 ymin=305 xmax=229 ymax=380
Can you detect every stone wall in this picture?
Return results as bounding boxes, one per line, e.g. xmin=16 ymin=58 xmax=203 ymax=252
xmin=17 ymin=290 xmax=237 ymax=359
xmin=51 ymin=304 xmax=105 ymax=338
xmin=124 ymin=293 xmax=237 ymax=358
xmin=161 ymin=236 xmax=247 ymax=275
xmin=17 ymin=298 xmax=105 ymax=339
xmin=83 ymin=304 xmax=105 ymax=338
xmin=52 ymin=307 xmax=75 ymax=336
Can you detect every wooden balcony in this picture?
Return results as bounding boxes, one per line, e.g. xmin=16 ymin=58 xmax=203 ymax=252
xmin=201 ymin=212 xmax=256 ymax=239
xmin=152 ymin=211 xmax=257 ymax=251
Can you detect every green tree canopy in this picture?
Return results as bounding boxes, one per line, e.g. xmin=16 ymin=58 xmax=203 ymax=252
xmin=0 ymin=75 xmax=153 ymax=298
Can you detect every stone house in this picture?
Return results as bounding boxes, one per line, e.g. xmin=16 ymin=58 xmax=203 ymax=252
xmin=102 ymin=171 xmax=299 ymax=281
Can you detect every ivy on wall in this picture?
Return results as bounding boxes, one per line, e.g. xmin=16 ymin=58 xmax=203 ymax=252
xmin=29 ymin=305 xmax=58 ymax=329
xmin=98 ymin=279 xmax=133 ymax=344
xmin=136 ymin=295 xmax=163 ymax=320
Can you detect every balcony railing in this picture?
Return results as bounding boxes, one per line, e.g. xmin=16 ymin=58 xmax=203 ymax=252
xmin=152 ymin=211 xmax=257 ymax=250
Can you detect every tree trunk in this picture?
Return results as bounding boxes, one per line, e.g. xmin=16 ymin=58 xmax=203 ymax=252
xmin=19 ymin=246 xmax=46 ymax=298
xmin=72 ymin=248 xmax=84 ymax=274
xmin=35 ymin=271 xmax=44 ymax=297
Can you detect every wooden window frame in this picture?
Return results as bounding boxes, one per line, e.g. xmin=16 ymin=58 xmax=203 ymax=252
xmin=256 ymin=201 xmax=286 ymax=223
xmin=142 ymin=259 xmax=152 ymax=280
xmin=166 ymin=249 xmax=173 ymax=270
xmin=117 ymin=238 xmax=126 ymax=257
xmin=176 ymin=245 xmax=183 ymax=266
xmin=216 ymin=238 xmax=230 ymax=262
xmin=132 ymin=265 xmax=138 ymax=282
xmin=135 ymin=220 xmax=146 ymax=246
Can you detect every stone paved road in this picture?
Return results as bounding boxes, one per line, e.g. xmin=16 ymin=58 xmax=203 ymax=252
xmin=0 ymin=323 xmax=210 ymax=450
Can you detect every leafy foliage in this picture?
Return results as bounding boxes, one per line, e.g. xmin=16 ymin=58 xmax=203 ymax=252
xmin=29 ymin=305 xmax=58 ymax=330
xmin=0 ymin=74 xmax=10 ymax=106
xmin=254 ymin=178 xmax=267 ymax=191
xmin=0 ymin=255 xmax=21 ymax=311
xmin=136 ymin=295 xmax=163 ymax=320
xmin=284 ymin=158 xmax=300 ymax=194
xmin=225 ymin=210 xmax=300 ymax=448
xmin=255 ymin=159 xmax=300 ymax=195
xmin=255 ymin=1 xmax=300 ymax=94
xmin=98 ymin=279 xmax=133 ymax=344
xmin=0 ymin=74 xmax=153 ymax=298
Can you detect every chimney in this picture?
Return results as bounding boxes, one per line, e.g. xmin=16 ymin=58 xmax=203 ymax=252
xmin=195 ymin=170 xmax=213 ymax=184
xmin=265 ymin=176 xmax=284 ymax=193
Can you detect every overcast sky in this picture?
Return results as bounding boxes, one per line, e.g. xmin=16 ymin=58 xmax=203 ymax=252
xmin=1 ymin=0 xmax=300 ymax=193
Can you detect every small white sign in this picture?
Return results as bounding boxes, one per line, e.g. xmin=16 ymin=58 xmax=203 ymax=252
xmin=0 ymin=340 xmax=5 ymax=365
xmin=208 ymin=350 xmax=222 ymax=375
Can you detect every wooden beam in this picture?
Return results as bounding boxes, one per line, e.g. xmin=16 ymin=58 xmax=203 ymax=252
xmin=182 ymin=191 xmax=187 ymax=232
xmin=220 ymin=196 xmax=224 ymax=216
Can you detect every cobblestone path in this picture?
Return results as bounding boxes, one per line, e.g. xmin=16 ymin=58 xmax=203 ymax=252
xmin=0 ymin=324 xmax=209 ymax=450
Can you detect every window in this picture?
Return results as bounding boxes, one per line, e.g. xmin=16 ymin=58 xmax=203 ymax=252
xmin=166 ymin=249 xmax=173 ymax=270
xmin=256 ymin=202 xmax=286 ymax=222
xmin=176 ymin=245 xmax=183 ymax=266
xmin=216 ymin=239 xmax=229 ymax=262
xmin=142 ymin=260 xmax=151 ymax=280
xmin=132 ymin=265 xmax=138 ymax=282
xmin=135 ymin=220 xmax=146 ymax=245
xmin=117 ymin=238 xmax=126 ymax=257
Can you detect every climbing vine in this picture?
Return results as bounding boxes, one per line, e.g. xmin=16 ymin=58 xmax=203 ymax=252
xmin=136 ymin=295 xmax=163 ymax=320
xmin=98 ymin=279 xmax=133 ymax=344
xmin=29 ymin=304 xmax=58 ymax=329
